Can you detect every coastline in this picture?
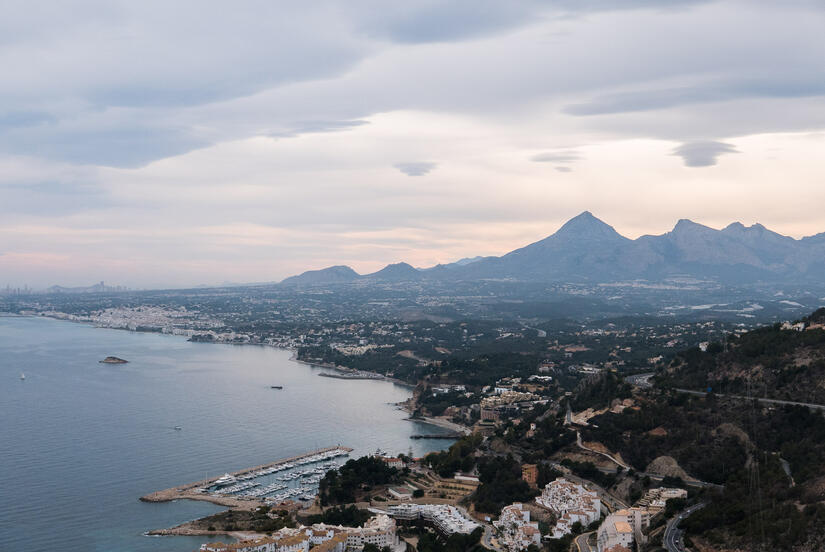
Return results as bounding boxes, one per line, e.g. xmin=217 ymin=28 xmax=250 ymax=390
xmin=1 ymin=314 xmax=457 ymax=552
xmin=405 ymin=415 xmax=472 ymax=436
xmin=19 ymin=312 xmax=422 ymax=388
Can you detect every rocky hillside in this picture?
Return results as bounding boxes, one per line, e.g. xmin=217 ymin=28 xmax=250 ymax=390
xmin=660 ymin=308 xmax=825 ymax=404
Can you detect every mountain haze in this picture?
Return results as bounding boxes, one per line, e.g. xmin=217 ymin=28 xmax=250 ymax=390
xmin=281 ymin=212 xmax=825 ymax=286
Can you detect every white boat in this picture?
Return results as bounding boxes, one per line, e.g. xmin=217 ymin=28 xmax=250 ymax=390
xmin=213 ymin=473 xmax=238 ymax=487
xmin=20 ymin=373 xmax=25 ymax=380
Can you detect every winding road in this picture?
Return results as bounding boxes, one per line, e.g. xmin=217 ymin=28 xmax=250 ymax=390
xmin=673 ymin=388 xmax=825 ymax=411
xmin=663 ymin=502 xmax=706 ymax=552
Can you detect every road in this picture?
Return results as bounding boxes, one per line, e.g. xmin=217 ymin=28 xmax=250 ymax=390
xmin=625 ymin=372 xmax=655 ymax=388
xmin=575 ymin=531 xmax=596 ymax=552
xmin=461 ymin=505 xmax=503 ymax=552
xmin=576 ymin=431 xmax=632 ymax=470
xmin=673 ymin=388 xmax=825 ymax=411
xmin=480 ymin=523 xmax=499 ymax=551
xmin=663 ymin=503 xmax=706 ymax=552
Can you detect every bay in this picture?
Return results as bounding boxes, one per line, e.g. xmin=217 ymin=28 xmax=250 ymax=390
xmin=0 ymin=315 xmax=453 ymax=552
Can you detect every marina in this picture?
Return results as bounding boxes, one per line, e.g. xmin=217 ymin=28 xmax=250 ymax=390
xmin=140 ymin=446 xmax=352 ymax=508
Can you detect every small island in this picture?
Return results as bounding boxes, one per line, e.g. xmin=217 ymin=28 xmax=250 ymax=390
xmin=99 ymin=356 xmax=129 ymax=364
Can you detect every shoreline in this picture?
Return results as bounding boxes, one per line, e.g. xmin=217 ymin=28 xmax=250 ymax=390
xmin=20 ymin=311 xmax=419 ymax=389
xmin=406 ymin=415 xmax=472 ymax=436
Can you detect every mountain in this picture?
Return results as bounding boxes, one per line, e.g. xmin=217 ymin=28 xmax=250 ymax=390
xmin=280 ymin=265 xmax=359 ymax=286
xmin=363 ymin=262 xmax=422 ymax=282
xmin=280 ymin=212 xmax=825 ymax=285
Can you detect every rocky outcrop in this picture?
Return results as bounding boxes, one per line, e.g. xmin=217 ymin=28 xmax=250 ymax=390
xmin=645 ymin=455 xmax=690 ymax=480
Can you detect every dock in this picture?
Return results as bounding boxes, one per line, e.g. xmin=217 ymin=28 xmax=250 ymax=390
xmin=140 ymin=445 xmax=352 ymax=507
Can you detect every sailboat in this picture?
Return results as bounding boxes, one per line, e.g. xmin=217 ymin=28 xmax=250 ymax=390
xmin=20 ymin=373 xmax=25 ymax=380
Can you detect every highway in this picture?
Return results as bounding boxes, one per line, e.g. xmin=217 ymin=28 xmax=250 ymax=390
xmin=625 ymin=372 xmax=655 ymax=388
xmin=673 ymin=388 xmax=825 ymax=411
xmin=663 ymin=502 xmax=706 ymax=552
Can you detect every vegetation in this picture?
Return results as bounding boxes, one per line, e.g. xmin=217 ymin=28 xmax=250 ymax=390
xmin=424 ymin=434 xmax=482 ymax=478
xmin=588 ymin=310 xmax=825 ymax=549
xmin=305 ymin=505 xmax=371 ymax=526
xmin=473 ymin=454 xmax=537 ymax=513
xmin=559 ymin=458 xmax=617 ymax=489
xmin=659 ymin=313 xmax=825 ymax=404
xmin=197 ymin=506 xmax=294 ymax=533
xmin=572 ymin=372 xmax=632 ymax=410
xmin=319 ymin=456 xmax=400 ymax=505
xmin=416 ymin=527 xmax=484 ymax=552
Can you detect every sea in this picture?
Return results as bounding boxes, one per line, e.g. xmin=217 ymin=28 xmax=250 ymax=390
xmin=0 ymin=315 xmax=454 ymax=552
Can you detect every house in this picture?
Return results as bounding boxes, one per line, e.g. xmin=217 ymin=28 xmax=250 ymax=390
xmin=521 ymin=464 xmax=538 ymax=488
xmin=388 ymin=486 xmax=413 ymax=500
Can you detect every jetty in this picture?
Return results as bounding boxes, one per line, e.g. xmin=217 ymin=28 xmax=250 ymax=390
xmin=140 ymin=445 xmax=352 ymax=507
xmin=318 ymin=371 xmax=384 ymax=380
xmin=410 ymin=433 xmax=462 ymax=440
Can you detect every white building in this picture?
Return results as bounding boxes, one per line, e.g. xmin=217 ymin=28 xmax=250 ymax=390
xmin=535 ymin=478 xmax=600 ymax=538
xmin=597 ymin=515 xmax=634 ymax=551
xmin=309 ymin=514 xmax=399 ymax=551
xmin=200 ymin=534 xmax=308 ymax=552
xmin=202 ymin=514 xmax=397 ymax=552
xmin=597 ymin=508 xmax=651 ymax=552
xmin=494 ymin=503 xmax=542 ymax=551
xmin=387 ymin=503 xmax=480 ymax=535
xmin=636 ymin=487 xmax=688 ymax=511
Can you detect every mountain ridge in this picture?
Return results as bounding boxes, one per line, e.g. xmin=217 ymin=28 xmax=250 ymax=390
xmin=280 ymin=212 xmax=825 ymax=286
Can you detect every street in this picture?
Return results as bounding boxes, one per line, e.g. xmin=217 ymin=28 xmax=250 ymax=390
xmin=575 ymin=531 xmax=596 ymax=552
xmin=663 ymin=503 xmax=706 ymax=552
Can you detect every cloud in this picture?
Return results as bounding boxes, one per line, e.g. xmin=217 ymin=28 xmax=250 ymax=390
xmin=270 ymin=120 xmax=370 ymax=138
xmin=671 ymin=140 xmax=739 ymax=167
xmin=394 ymin=161 xmax=437 ymax=176
xmin=531 ymin=150 xmax=581 ymax=163
xmin=563 ymin=77 xmax=825 ymax=116
xmin=3 ymin=1 xmax=825 ymax=286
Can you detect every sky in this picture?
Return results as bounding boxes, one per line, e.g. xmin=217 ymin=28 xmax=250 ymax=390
xmin=2 ymin=0 xmax=825 ymax=288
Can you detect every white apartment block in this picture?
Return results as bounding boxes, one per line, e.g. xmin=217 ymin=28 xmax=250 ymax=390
xmin=387 ymin=503 xmax=480 ymax=535
xmin=636 ymin=487 xmax=688 ymax=511
xmin=597 ymin=508 xmax=651 ymax=552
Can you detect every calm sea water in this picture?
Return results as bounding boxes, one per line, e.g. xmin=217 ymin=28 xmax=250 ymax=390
xmin=0 ymin=316 xmax=453 ymax=552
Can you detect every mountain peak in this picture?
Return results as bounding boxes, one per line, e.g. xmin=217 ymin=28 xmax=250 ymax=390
xmin=365 ymin=262 xmax=421 ymax=281
xmin=723 ymin=221 xmax=746 ymax=232
xmin=672 ymin=218 xmax=711 ymax=233
xmin=280 ymin=265 xmax=359 ymax=285
xmin=551 ymin=211 xmax=627 ymax=243
xmin=555 ymin=211 xmax=615 ymax=233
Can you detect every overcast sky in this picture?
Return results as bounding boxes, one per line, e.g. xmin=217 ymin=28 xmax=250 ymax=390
xmin=2 ymin=0 xmax=825 ymax=288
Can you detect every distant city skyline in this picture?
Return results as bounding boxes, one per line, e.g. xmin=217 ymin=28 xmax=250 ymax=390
xmin=2 ymin=1 xmax=824 ymax=287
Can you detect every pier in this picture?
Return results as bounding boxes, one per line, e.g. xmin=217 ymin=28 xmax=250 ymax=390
xmin=410 ymin=433 xmax=462 ymax=440
xmin=140 ymin=445 xmax=352 ymax=508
